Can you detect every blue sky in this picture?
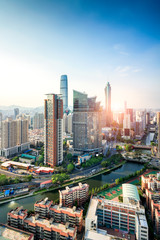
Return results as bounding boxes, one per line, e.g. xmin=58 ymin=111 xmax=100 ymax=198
xmin=0 ymin=0 xmax=160 ymax=109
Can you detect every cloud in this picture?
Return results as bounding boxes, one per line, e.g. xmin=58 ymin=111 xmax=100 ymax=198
xmin=113 ymin=44 xmax=129 ymax=56
xmin=132 ymin=68 xmax=142 ymax=73
xmin=119 ymin=51 xmax=129 ymax=56
xmin=115 ymin=66 xmax=132 ymax=73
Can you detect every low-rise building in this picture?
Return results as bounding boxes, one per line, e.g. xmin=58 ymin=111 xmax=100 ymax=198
xmin=85 ymin=184 xmax=148 ymax=240
xmin=1 ymin=161 xmax=31 ymax=170
xmin=35 ymin=167 xmax=54 ymax=174
xmin=59 ymin=182 xmax=89 ymax=207
xmin=34 ymin=197 xmax=83 ymax=232
xmin=49 ymin=205 xmax=83 ymax=232
xmin=23 ymin=215 xmax=77 ymax=240
xmin=40 ymin=180 xmax=53 ymax=189
xmin=7 ymin=206 xmax=28 ymax=229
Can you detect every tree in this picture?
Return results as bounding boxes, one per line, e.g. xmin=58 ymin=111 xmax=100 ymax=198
xmin=125 ymin=144 xmax=133 ymax=152
xmin=118 ymin=196 xmax=123 ymax=202
xmin=66 ymin=153 xmax=72 ymax=161
xmin=52 ymin=173 xmax=70 ymax=185
xmin=0 ymin=174 xmax=8 ymax=186
xmin=14 ymin=177 xmax=21 ymax=184
xmin=115 ymin=178 xmax=120 ymax=184
xmin=67 ymin=163 xmax=75 ymax=173
xmin=12 ymin=156 xmax=19 ymax=162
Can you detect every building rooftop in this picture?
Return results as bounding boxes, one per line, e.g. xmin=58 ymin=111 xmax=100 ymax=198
xmin=0 ymin=224 xmax=33 ymax=240
xmin=1 ymin=161 xmax=30 ymax=168
xmin=50 ymin=204 xmax=82 ymax=217
xmin=8 ymin=207 xmax=27 ymax=218
xmin=35 ymin=197 xmax=52 ymax=207
xmin=24 ymin=215 xmax=76 ymax=236
xmin=85 ymin=230 xmax=111 ymax=240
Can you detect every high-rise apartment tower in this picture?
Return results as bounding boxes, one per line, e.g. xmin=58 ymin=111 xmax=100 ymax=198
xmin=44 ymin=94 xmax=63 ymax=167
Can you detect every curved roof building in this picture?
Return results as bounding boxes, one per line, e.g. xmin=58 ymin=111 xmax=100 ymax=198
xmin=122 ymin=183 xmax=140 ymax=204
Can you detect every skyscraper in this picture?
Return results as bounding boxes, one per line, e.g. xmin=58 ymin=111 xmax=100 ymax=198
xmin=104 ymin=82 xmax=111 ymax=126
xmin=44 ymin=94 xmax=63 ymax=167
xmin=73 ymin=90 xmax=102 ymax=152
xmin=60 ymin=75 xmax=68 ymax=112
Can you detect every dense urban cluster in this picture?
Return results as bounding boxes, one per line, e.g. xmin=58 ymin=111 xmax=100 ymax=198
xmin=0 ymin=75 xmax=160 ymax=240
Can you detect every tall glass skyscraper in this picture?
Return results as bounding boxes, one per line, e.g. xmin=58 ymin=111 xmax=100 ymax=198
xmin=104 ymin=82 xmax=111 ymax=126
xmin=73 ymin=90 xmax=102 ymax=152
xmin=60 ymin=75 xmax=68 ymax=112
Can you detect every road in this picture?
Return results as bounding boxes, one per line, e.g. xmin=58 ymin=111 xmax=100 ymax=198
xmin=0 ymin=144 xmax=117 ymax=186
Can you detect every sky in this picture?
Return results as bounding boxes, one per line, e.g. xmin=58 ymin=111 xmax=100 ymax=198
xmin=0 ymin=0 xmax=160 ymax=109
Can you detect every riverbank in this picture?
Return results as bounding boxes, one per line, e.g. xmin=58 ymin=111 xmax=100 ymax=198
xmin=33 ymin=161 xmax=126 ymax=195
xmin=0 ymin=162 xmax=144 ymax=223
xmin=0 ymin=161 xmax=126 ymax=205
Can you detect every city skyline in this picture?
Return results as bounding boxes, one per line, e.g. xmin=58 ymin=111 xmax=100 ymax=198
xmin=0 ymin=0 xmax=160 ymax=109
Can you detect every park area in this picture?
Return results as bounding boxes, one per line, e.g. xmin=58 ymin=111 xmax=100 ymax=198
xmin=98 ymin=169 xmax=158 ymax=200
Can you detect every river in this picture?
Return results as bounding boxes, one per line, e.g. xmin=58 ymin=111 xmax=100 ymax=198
xmin=0 ymin=162 xmax=144 ymax=223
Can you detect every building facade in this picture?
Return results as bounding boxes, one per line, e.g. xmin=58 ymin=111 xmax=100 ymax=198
xmin=33 ymin=112 xmax=44 ymax=129
xmin=104 ymin=82 xmax=111 ymax=126
xmin=0 ymin=117 xmax=29 ymax=157
xmin=73 ymin=90 xmax=102 ymax=153
xmin=60 ymin=75 xmax=68 ymax=113
xmin=44 ymin=94 xmax=63 ymax=167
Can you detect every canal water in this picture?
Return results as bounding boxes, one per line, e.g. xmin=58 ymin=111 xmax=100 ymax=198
xmin=0 ymin=162 xmax=144 ymax=223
